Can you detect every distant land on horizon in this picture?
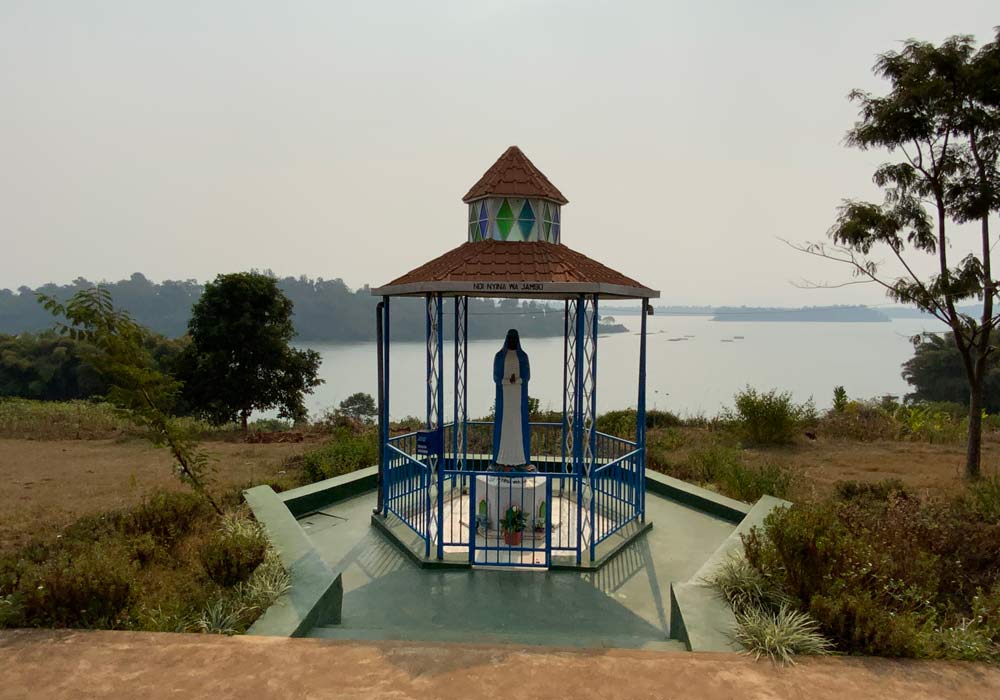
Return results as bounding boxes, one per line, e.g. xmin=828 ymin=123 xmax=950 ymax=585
xmin=601 ymin=304 xmax=980 ymax=323
xmin=0 ymin=273 xmax=626 ymax=342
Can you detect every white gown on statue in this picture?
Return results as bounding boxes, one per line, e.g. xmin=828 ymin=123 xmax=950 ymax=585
xmin=496 ymin=349 xmax=526 ymax=466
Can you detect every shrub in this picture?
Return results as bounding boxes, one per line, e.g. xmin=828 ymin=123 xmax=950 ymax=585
xmin=832 ymin=386 xmax=848 ymax=413
xmin=819 ymin=399 xmax=899 ymax=441
xmin=966 ymin=475 xmax=1000 ymax=523
xmin=833 ymin=478 xmax=908 ymax=502
xmin=734 ymin=604 xmax=833 ymax=663
xmin=707 ymin=556 xmax=789 ymax=613
xmin=724 ymin=387 xmax=814 ymax=445
xmin=248 ymin=418 xmax=293 ymax=432
xmin=14 ymin=546 xmax=138 ymax=628
xmin=894 ymin=404 xmax=964 ymax=444
xmin=596 ymin=409 xmax=682 ymax=438
xmin=301 ymin=426 xmax=377 ymax=482
xmin=686 ymin=446 xmax=795 ymax=501
xmin=126 ymin=491 xmax=215 ymax=545
xmin=742 ymin=494 xmax=1000 ymax=660
xmin=199 ymin=524 xmax=268 ymax=588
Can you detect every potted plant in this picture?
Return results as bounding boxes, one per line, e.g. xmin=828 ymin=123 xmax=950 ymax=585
xmin=501 ymin=505 xmax=526 ymax=546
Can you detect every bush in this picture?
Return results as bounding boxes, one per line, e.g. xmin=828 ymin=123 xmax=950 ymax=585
xmin=833 ymin=478 xmax=908 ymax=502
xmin=742 ymin=494 xmax=1000 ymax=660
xmin=199 ymin=521 xmax=268 ymax=588
xmin=819 ymin=399 xmax=899 ymax=441
xmin=724 ymin=387 xmax=814 ymax=445
xmin=126 ymin=491 xmax=215 ymax=545
xmin=685 ymin=446 xmax=795 ymax=502
xmin=13 ymin=545 xmax=138 ymax=628
xmin=966 ymin=475 xmax=1000 ymax=523
xmin=248 ymin=418 xmax=293 ymax=432
xmin=301 ymin=426 xmax=378 ymax=482
xmin=734 ymin=604 xmax=833 ymax=663
xmin=596 ymin=409 xmax=682 ymax=438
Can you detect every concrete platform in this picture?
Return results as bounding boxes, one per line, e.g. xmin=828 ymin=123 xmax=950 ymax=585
xmin=2 ymin=630 xmax=998 ymax=700
xmin=300 ymin=490 xmax=734 ymax=648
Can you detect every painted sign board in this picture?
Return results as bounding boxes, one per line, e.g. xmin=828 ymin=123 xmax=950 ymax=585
xmin=416 ymin=428 xmax=443 ymax=456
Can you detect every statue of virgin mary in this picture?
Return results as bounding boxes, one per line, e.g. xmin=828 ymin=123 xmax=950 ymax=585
xmin=492 ymin=329 xmax=531 ymax=469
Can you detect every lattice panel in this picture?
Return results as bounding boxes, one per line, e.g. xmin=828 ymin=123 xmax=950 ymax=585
xmin=454 ymin=296 xmax=468 ymax=471
xmin=578 ymin=296 xmax=598 ymax=550
xmin=563 ymin=299 xmax=578 ymax=475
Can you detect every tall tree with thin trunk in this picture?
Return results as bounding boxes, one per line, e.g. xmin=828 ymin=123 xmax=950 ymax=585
xmin=790 ymin=32 xmax=1000 ymax=478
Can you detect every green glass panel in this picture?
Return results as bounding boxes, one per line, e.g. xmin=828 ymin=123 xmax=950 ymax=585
xmin=496 ymin=198 xmax=514 ymax=239
xmin=517 ymin=200 xmax=535 ymax=238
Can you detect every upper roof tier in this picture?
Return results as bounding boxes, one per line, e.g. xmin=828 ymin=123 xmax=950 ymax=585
xmin=462 ymin=146 xmax=569 ymax=205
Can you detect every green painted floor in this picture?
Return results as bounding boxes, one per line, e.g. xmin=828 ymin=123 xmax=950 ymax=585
xmin=299 ymin=492 xmax=734 ymax=649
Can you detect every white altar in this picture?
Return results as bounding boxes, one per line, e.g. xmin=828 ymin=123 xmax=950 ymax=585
xmin=475 ymin=473 xmax=548 ymax=530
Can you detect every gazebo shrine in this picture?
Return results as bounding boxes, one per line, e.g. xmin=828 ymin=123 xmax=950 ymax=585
xmin=371 ymin=146 xmax=659 ymax=568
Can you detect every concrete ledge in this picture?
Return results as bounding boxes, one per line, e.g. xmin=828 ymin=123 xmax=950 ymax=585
xmin=244 ymin=485 xmax=343 ymax=637
xmin=278 ymin=466 xmax=377 ymax=518
xmin=669 ymin=495 xmax=791 ymax=652
xmin=370 ymin=513 xmax=472 ymax=570
xmin=645 ymin=471 xmax=751 ymax=523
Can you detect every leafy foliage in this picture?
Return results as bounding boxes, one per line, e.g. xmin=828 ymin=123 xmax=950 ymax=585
xmin=37 ymin=287 xmax=223 ymax=513
xmin=903 ymin=331 xmax=1000 ymax=412
xmin=300 ymin=425 xmax=378 ymax=482
xmin=733 ymin=604 xmax=834 ymax=664
xmin=338 ymin=392 xmax=377 ymax=423
xmin=177 ymin=273 xmax=322 ymax=430
xmin=741 ymin=485 xmax=1000 ymax=660
xmin=199 ymin=519 xmax=268 ymax=588
xmin=724 ymin=386 xmax=815 ymax=445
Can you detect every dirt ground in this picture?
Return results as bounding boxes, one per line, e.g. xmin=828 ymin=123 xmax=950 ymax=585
xmin=751 ymin=436 xmax=998 ymax=499
xmin=0 ymin=437 xmax=309 ymax=550
xmin=1 ymin=630 xmax=998 ymax=700
xmin=652 ymin=426 xmax=998 ymax=500
xmin=2 ymin=428 xmax=994 ymax=551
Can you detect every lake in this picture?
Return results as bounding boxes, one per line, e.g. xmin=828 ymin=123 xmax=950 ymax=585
xmin=297 ymin=315 xmax=946 ymax=421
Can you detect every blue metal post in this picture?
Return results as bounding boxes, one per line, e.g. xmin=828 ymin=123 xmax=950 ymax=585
xmin=638 ymin=298 xmax=648 ymax=521
xmin=590 ymin=294 xmax=599 ymax=562
xmin=562 ymin=300 xmax=568 ymax=475
xmin=544 ymin=476 xmax=553 ymax=567
xmin=383 ymin=297 xmax=391 ymax=515
xmin=574 ymin=295 xmax=585 ymax=564
xmin=469 ymin=474 xmax=477 ymax=564
xmin=436 ymin=294 xmax=444 ymax=559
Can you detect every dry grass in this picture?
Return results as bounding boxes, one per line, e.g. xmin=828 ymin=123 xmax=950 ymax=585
xmin=648 ymin=426 xmax=1000 ymax=502
xmin=0 ymin=438 xmax=310 ymax=551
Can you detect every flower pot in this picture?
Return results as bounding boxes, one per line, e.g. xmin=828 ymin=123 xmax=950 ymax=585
xmin=503 ymin=530 xmax=523 ymax=546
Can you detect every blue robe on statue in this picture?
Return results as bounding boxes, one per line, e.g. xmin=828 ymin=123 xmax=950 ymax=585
xmin=492 ymin=329 xmax=531 ymax=467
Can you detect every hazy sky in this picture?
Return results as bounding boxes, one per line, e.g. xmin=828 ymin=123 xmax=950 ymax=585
xmin=1 ymin=1 xmax=997 ymax=305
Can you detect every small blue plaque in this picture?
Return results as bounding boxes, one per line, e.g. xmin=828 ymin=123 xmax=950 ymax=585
xmin=416 ymin=428 xmax=442 ymax=456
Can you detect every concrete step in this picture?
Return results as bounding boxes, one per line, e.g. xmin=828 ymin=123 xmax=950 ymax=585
xmin=309 ymin=625 xmax=687 ymax=652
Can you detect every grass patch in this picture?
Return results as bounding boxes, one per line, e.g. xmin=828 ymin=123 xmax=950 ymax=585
xmin=300 ymin=425 xmax=378 ymax=482
xmin=0 ymin=491 xmax=289 ymax=635
xmin=0 ymin=397 xmax=227 ymax=440
xmin=651 ymin=444 xmax=796 ymax=502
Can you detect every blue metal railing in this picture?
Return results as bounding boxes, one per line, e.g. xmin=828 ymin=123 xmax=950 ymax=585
xmin=383 ymin=422 xmax=642 ymax=564
xmin=384 ymin=439 xmax=430 ymax=541
xmin=591 ymin=448 xmax=643 ymax=553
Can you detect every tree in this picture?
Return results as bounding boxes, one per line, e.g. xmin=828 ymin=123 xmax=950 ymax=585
xmin=38 ymin=288 xmax=222 ymax=514
xmin=338 ymin=392 xmax=377 ymax=423
xmin=179 ymin=272 xmax=322 ymax=431
xmin=790 ymin=31 xmax=1000 ymax=478
xmin=903 ymin=331 xmax=1000 ymax=412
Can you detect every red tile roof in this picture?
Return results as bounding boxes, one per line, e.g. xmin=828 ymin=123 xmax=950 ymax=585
xmin=374 ymin=240 xmax=657 ymax=298
xmin=462 ymin=146 xmax=569 ymax=205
